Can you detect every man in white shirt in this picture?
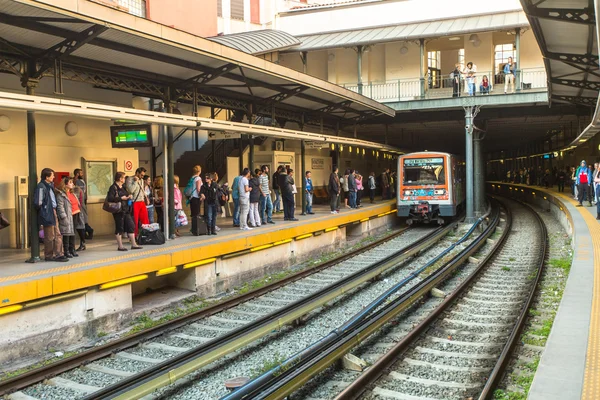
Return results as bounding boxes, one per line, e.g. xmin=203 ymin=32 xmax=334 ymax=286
xmin=238 ymin=168 xmax=252 ymax=230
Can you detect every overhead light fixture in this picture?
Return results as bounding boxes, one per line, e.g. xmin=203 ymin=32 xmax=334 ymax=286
xmin=469 ymin=34 xmax=479 ymax=42
xmin=400 ymin=46 xmax=409 ymax=54
xmin=448 ymin=37 xmax=461 ymax=41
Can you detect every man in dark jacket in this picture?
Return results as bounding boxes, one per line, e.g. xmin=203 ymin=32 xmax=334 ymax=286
xmin=35 ymin=168 xmax=68 ymax=262
xmin=348 ymin=169 xmax=357 ymax=208
xmin=328 ymin=166 xmax=341 ymax=214
xmin=200 ymin=173 xmax=219 ymax=235
xmin=281 ymin=168 xmax=298 ymax=221
xmin=381 ymin=169 xmax=390 ymax=200
xmin=272 ymin=166 xmax=283 ymax=213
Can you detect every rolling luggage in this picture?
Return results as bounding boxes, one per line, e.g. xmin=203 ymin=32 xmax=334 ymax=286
xmin=191 ymin=216 xmax=208 ymax=236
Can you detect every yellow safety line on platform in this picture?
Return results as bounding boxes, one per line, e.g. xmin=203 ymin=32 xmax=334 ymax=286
xmin=552 ymin=191 xmax=600 ymax=400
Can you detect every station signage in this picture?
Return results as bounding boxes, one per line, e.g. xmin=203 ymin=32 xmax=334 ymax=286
xmin=305 ymin=141 xmax=328 ymax=149
xmin=208 ymin=131 xmax=242 ymax=140
xmin=110 ymin=124 xmax=153 ymax=148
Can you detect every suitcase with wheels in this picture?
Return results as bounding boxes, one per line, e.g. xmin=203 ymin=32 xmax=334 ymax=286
xmin=191 ymin=216 xmax=208 ymax=236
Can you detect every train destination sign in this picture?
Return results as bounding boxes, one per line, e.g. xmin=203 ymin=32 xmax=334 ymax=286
xmin=404 ymin=158 xmax=444 ymax=166
xmin=110 ymin=124 xmax=153 ymax=148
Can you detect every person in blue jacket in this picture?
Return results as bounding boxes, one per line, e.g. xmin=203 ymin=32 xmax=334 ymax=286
xmin=575 ymin=160 xmax=593 ymax=207
xmin=504 ymin=57 xmax=516 ymax=94
xmin=35 ymin=168 xmax=68 ymax=262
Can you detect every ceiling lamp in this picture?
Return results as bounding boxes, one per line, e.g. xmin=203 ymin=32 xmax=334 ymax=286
xmin=400 ymin=46 xmax=408 ymax=54
xmin=448 ymin=36 xmax=461 ymax=41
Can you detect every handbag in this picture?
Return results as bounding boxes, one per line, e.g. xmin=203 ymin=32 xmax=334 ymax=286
xmin=176 ymin=210 xmax=188 ymax=227
xmin=0 ymin=212 xmax=10 ymax=229
xmin=139 ymin=228 xmax=165 ymax=245
xmin=292 ymin=184 xmax=297 ymax=194
xmin=102 ymin=200 xmax=122 ymax=214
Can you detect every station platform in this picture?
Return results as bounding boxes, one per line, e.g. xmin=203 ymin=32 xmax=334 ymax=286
xmin=0 ymin=200 xmax=397 ymax=312
xmin=488 ymin=182 xmax=599 ymax=400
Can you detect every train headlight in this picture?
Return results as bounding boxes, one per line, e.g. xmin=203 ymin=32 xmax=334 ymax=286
xmin=404 ymin=190 xmax=413 ymax=196
xmin=434 ymin=189 xmax=446 ymax=195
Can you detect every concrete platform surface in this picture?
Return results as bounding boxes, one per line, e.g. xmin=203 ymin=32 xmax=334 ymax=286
xmin=0 ymin=200 xmax=396 ymax=308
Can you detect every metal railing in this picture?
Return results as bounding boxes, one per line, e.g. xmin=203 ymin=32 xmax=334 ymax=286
xmin=342 ymin=68 xmax=547 ymax=103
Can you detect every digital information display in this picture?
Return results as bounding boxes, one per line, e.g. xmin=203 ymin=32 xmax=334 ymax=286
xmin=110 ymin=124 xmax=153 ymax=148
xmin=404 ymin=157 xmax=444 ymax=166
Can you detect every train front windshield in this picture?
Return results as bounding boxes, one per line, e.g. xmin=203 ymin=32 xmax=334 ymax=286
xmin=403 ymin=157 xmax=446 ymax=185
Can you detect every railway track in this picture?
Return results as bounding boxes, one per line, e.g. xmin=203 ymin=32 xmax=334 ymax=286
xmin=2 ymin=224 xmax=453 ymax=400
xmin=284 ymin=197 xmax=546 ymax=400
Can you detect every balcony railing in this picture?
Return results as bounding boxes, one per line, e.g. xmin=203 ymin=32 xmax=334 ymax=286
xmin=342 ymin=68 xmax=547 ymax=103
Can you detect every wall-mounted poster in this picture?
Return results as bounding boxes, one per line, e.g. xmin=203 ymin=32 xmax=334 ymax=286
xmin=82 ymin=158 xmax=117 ymax=203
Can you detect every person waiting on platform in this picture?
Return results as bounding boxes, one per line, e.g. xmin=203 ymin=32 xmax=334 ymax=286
xmin=557 ymin=167 xmax=567 ymax=193
xmin=272 ymin=166 xmax=284 ymax=214
xmin=305 ymin=171 xmax=314 ymax=214
xmin=35 ymin=168 xmax=68 ymax=262
xmin=173 ymin=175 xmax=183 ymax=237
xmin=368 ymin=172 xmax=376 ymax=203
xmin=329 ymin=166 xmax=341 ymax=214
xmin=575 ymin=160 xmax=593 ymax=207
xmin=593 ymin=163 xmax=600 ymax=205
xmin=281 ymin=167 xmax=298 ymax=221
xmin=55 ymin=176 xmax=78 ymax=258
xmin=231 ymin=171 xmax=241 ymax=228
xmin=341 ymin=169 xmax=350 ymax=208
xmin=463 ymin=62 xmax=477 ymax=96
xmin=260 ymin=165 xmax=275 ymax=224
xmin=200 ymin=173 xmax=219 ymax=235
xmin=144 ymin=175 xmax=154 ymax=224
xmin=74 ymin=168 xmax=94 ymax=240
xmin=153 ymin=176 xmax=164 ymax=231
xmin=213 ymin=172 xmax=223 ymax=232
xmin=249 ymin=169 xmax=262 ymax=227
xmin=126 ymin=167 xmax=150 ymax=236
xmin=480 ymin=75 xmax=491 ymax=94
xmin=72 ymin=178 xmax=88 ymax=251
xmin=450 ymin=63 xmax=462 ymax=98
xmin=188 ymin=165 xmax=204 ymax=235
xmin=107 ymin=172 xmax=142 ymax=251
xmin=238 ymin=168 xmax=252 ymax=231
xmin=381 ymin=168 xmax=390 ymax=200
xmin=356 ymin=172 xmax=363 ymax=208
xmin=594 ymin=168 xmax=600 ymax=219
xmin=348 ymin=169 xmax=358 ymax=209
xmin=504 ymin=56 xmax=516 ymax=94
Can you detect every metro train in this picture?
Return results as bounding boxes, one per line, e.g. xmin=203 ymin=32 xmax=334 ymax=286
xmin=396 ymin=152 xmax=466 ymax=225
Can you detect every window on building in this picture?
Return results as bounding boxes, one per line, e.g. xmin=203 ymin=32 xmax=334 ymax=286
xmin=428 ymin=51 xmax=441 ymax=89
xmin=458 ymin=49 xmax=465 ymax=70
xmin=217 ymin=0 xmax=222 ymax=17
xmin=231 ymin=0 xmax=244 ymax=20
xmin=250 ymin=0 xmax=260 ymax=24
xmin=115 ymin=0 xmax=146 ymax=18
xmin=495 ymin=43 xmax=516 ymax=71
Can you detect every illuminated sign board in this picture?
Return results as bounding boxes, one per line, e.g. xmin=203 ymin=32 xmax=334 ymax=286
xmin=110 ymin=124 xmax=153 ymax=148
xmin=404 ymin=158 xmax=444 ymax=166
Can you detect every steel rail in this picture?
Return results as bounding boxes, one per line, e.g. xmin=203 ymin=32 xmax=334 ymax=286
xmin=84 ymin=223 xmax=456 ymax=400
xmin=0 ymin=226 xmax=411 ymax=396
xmin=335 ymin=196 xmax=547 ymax=400
xmin=478 ymin=198 xmax=548 ymax=400
xmin=226 ymin=202 xmax=500 ymax=400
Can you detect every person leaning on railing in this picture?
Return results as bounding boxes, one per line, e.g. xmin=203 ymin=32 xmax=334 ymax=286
xmin=504 ymin=57 xmax=516 ymax=94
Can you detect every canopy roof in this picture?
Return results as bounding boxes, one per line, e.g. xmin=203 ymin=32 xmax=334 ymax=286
xmin=0 ymin=0 xmax=394 ymax=127
xmin=208 ymin=30 xmax=301 ymax=55
xmin=286 ymin=10 xmax=529 ymax=52
xmin=521 ymin=0 xmax=600 ymax=146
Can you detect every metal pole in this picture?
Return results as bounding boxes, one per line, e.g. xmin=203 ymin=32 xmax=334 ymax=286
xmin=239 ymin=134 xmax=245 ymax=173
xmin=301 ymin=139 xmax=306 ymax=215
xmin=420 ymin=38 xmax=425 ymax=98
xmin=167 ymin=126 xmax=175 ymax=239
xmin=26 ymin=84 xmax=40 ymax=263
xmin=357 ymin=45 xmax=364 ymax=95
xmin=473 ymin=131 xmax=485 ymax=216
xmin=515 ymin=28 xmax=521 ymax=91
xmin=249 ymin=135 xmax=254 ymax=172
xmin=465 ymin=106 xmax=475 ymax=222
xmin=301 ymin=51 xmax=308 ymax=74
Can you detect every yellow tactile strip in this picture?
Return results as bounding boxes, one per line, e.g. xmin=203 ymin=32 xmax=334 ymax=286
xmin=553 ymin=191 xmax=600 ymax=400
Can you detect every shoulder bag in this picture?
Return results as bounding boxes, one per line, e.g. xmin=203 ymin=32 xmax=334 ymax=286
xmin=103 ymin=186 xmax=122 ymax=214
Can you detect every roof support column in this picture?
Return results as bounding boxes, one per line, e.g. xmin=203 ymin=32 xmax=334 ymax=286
xmin=464 ymin=105 xmax=476 ymax=223
xmin=248 ymin=105 xmax=254 ymax=173
xmin=420 ymin=39 xmax=426 ymax=98
xmin=474 ymin=130 xmax=486 ymax=217
xmin=24 ymin=70 xmax=40 ymax=263
xmin=357 ymin=45 xmax=364 ymax=95
xmin=301 ymin=51 xmax=308 ymax=74
xmin=515 ymin=28 xmax=521 ymax=92
xmin=165 ymin=88 xmax=176 ymax=240
xmin=300 ymin=115 xmax=306 ymax=216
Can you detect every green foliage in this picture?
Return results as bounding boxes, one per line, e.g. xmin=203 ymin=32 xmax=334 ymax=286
xmin=502 ymin=266 xmax=511 ymax=272
xmin=0 ymin=351 xmax=78 ymax=382
xmin=549 ymin=257 xmax=572 ymax=274
xmin=251 ymin=352 xmax=288 ymax=377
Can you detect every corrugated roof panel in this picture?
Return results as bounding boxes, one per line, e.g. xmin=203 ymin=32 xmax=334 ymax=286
xmin=421 ymin=21 xmax=445 ymax=35
xmin=208 ymin=29 xmax=301 ymax=55
xmin=0 ymin=22 xmax=64 ymax=50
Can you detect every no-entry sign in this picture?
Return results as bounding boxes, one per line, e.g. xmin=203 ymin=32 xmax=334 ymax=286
xmin=124 ymin=160 xmax=133 ymax=172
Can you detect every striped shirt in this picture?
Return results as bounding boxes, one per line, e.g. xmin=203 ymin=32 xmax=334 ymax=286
xmin=259 ymin=174 xmax=270 ymax=195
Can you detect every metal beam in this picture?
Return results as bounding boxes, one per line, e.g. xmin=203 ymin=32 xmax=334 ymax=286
xmin=546 ymin=51 xmax=599 ymax=67
xmin=177 ymin=63 xmax=238 ymax=88
xmin=552 ymin=94 xmax=597 ymax=106
xmin=551 ymin=77 xmax=600 ymax=91
xmin=528 ymin=7 xmax=595 ymax=24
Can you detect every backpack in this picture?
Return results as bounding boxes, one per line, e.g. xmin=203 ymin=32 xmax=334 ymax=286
xmin=184 ymin=176 xmax=196 ymax=198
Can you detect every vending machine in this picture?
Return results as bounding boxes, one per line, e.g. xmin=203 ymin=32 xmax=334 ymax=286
xmin=14 ymin=176 xmax=28 ymax=249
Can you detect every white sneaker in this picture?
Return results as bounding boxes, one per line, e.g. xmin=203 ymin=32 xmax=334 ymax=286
xmin=331 ymin=211 xmax=336 ymax=214
xmin=244 ymin=227 xmax=253 ymax=231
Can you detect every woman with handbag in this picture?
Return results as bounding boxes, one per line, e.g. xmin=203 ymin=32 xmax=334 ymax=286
xmin=73 ymin=184 xmax=88 ymax=251
xmin=173 ymin=175 xmax=185 ymax=237
xmin=107 ymin=172 xmax=142 ymax=251
xmin=144 ymin=175 xmax=155 ymax=224
xmin=55 ymin=177 xmax=77 ymax=258
xmin=153 ymin=176 xmax=164 ymax=232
